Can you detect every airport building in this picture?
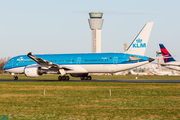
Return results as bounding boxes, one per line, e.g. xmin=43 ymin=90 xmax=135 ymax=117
xmin=88 ymin=12 xmax=104 ymax=53
xmin=156 ymin=50 xmax=162 ymax=71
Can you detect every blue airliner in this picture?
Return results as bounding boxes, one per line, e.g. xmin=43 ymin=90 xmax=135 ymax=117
xmin=4 ymin=22 xmax=154 ymax=80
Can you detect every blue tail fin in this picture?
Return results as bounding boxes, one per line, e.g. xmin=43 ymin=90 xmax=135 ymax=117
xmin=159 ymin=44 xmax=175 ymax=63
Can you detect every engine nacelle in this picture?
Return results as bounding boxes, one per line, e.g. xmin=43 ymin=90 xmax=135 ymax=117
xmin=24 ymin=65 xmax=43 ymax=77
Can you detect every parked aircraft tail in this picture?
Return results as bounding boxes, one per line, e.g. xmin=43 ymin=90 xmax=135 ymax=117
xmin=150 ymin=64 xmax=173 ymax=76
xmin=151 ymin=64 xmax=158 ymax=73
xmin=159 ymin=44 xmax=176 ymax=63
xmin=125 ymin=22 xmax=154 ymax=56
xmin=130 ymin=70 xmax=136 ymax=75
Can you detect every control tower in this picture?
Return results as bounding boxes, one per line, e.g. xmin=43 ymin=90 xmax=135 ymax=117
xmin=88 ymin=12 xmax=104 ymax=53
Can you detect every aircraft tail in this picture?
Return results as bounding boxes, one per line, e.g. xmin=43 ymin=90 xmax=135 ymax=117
xmin=149 ymin=64 xmax=158 ymax=74
xmin=151 ymin=65 xmax=158 ymax=73
xmin=159 ymin=44 xmax=175 ymax=63
xmin=125 ymin=22 xmax=154 ymax=56
xmin=130 ymin=70 xmax=135 ymax=74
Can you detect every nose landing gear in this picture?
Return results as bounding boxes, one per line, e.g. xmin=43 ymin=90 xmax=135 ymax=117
xmin=14 ymin=76 xmax=18 ymax=80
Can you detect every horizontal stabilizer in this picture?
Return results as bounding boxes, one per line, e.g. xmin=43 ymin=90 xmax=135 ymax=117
xmin=161 ymin=63 xmax=180 ymax=67
xmin=129 ymin=56 xmax=142 ymax=61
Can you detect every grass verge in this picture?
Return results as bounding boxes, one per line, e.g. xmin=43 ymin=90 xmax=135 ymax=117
xmin=0 ymin=82 xmax=180 ymax=119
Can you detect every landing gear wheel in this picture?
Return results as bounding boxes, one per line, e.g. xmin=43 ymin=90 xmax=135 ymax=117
xmin=62 ymin=76 xmax=66 ymax=81
xmin=14 ymin=76 xmax=18 ymax=80
xmin=88 ymin=76 xmax=92 ymax=80
xmin=58 ymin=76 xmax=62 ymax=81
xmin=80 ymin=76 xmax=91 ymax=80
xmin=84 ymin=77 xmax=88 ymax=80
xmin=80 ymin=77 xmax=84 ymax=80
xmin=65 ymin=76 xmax=69 ymax=81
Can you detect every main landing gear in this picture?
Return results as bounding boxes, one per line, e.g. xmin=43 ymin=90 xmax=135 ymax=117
xmin=14 ymin=76 xmax=18 ymax=80
xmin=58 ymin=76 xmax=69 ymax=81
xmin=80 ymin=76 xmax=92 ymax=80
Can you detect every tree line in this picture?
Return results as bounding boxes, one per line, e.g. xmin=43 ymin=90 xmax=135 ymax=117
xmin=0 ymin=57 xmax=11 ymax=74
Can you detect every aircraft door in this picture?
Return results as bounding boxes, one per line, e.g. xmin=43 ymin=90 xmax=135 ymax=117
xmin=76 ymin=57 xmax=81 ymax=64
xmin=113 ymin=57 xmax=118 ymax=64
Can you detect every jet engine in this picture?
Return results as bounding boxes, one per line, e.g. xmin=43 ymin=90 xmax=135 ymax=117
xmin=24 ymin=65 xmax=44 ymax=77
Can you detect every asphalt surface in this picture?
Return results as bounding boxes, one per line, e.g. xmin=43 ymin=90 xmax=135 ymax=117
xmin=0 ymin=79 xmax=180 ymax=83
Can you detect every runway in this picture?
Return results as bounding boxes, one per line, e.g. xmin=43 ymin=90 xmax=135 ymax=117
xmin=0 ymin=79 xmax=180 ymax=83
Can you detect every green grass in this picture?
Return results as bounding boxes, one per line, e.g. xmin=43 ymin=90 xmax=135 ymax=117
xmin=0 ymin=82 xmax=180 ymax=119
xmin=1 ymin=74 xmax=180 ymax=80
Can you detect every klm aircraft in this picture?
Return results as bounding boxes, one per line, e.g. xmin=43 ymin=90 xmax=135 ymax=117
xmin=4 ymin=22 xmax=154 ymax=80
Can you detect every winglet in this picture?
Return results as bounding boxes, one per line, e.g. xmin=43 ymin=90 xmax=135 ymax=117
xmin=27 ymin=52 xmax=32 ymax=56
xmin=159 ymin=44 xmax=175 ymax=63
xmin=125 ymin=22 xmax=154 ymax=56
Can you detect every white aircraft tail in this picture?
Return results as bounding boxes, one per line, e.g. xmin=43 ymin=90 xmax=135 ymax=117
xmin=151 ymin=64 xmax=158 ymax=73
xmin=125 ymin=22 xmax=154 ymax=56
xmin=150 ymin=64 xmax=173 ymax=76
xmin=130 ymin=70 xmax=136 ymax=74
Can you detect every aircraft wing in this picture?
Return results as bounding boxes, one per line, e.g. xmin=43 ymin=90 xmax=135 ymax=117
xmin=161 ymin=63 xmax=180 ymax=67
xmin=27 ymin=52 xmax=71 ymax=70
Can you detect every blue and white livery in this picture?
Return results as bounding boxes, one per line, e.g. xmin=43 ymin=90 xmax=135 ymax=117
xmin=125 ymin=22 xmax=154 ymax=55
xmin=4 ymin=22 xmax=154 ymax=80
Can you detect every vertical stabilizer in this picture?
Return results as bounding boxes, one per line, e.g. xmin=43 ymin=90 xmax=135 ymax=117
xmin=149 ymin=64 xmax=159 ymax=74
xmin=159 ymin=44 xmax=175 ymax=63
xmin=151 ymin=64 xmax=158 ymax=73
xmin=125 ymin=22 xmax=154 ymax=56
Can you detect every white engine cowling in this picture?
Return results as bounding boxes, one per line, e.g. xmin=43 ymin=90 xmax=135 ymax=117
xmin=24 ymin=65 xmax=43 ymax=77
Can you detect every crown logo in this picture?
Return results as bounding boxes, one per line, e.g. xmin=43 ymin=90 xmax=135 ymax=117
xmin=136 ymin=38 xmax=142 ymax=43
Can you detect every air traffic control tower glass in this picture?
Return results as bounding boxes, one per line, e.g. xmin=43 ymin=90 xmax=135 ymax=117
xmin=156 ymin=51 xmax=162 ymax=57
xmin=89 ymin=12 xmax=103 ymax=18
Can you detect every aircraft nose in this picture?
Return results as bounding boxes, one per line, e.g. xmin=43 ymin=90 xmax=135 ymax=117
xmin=3 ymin=60 xmax=10 ymax=70
xmin=3 ymin=63 xmax=7 ymax=70
xmin=148 ymin=58 xmax=154 ymax=62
